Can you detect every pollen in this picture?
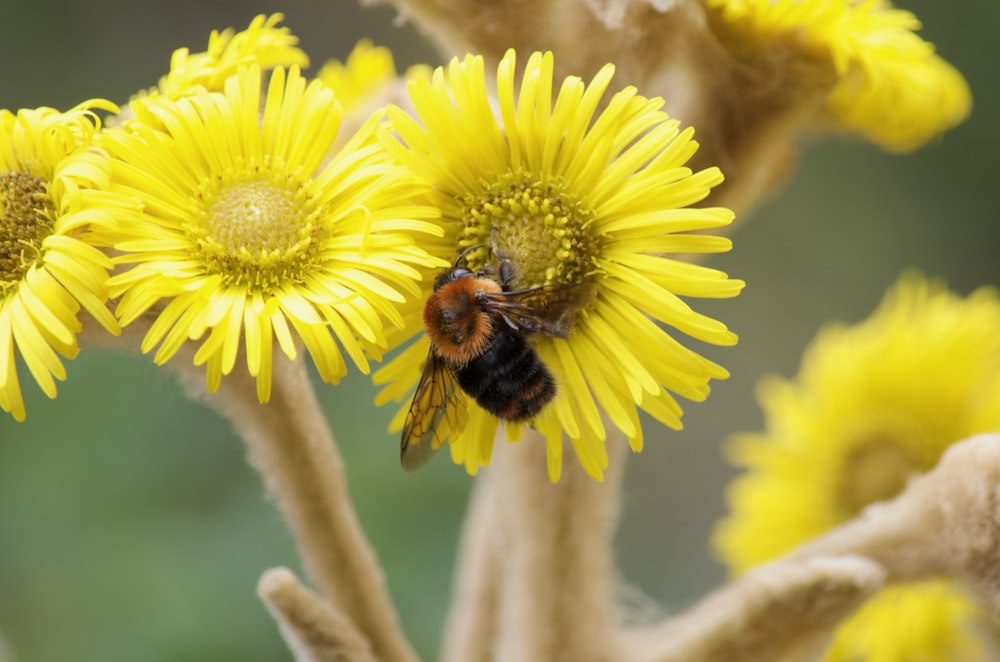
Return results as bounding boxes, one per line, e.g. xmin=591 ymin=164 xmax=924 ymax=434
xmin=0 ymin=172 xmax=55 ymax=292
xmin=193 ymin=174 xmax=321 ymax=289
xmin=459 ymin=169 xmax=600 ymax=289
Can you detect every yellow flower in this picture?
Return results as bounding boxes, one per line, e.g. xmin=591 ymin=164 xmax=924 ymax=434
xmin=715 ymin=273 xmax=1000 ymax=660
xmin=828 ymin=583 xmax=983 ymax=662
xmin=147 ymin=13 xmax=308 ymax=100
xmin=704 ymin=0 xmax=971 ymax=152
xmin=374 ymin=50 xmax=744 ymax=482
xmin=317 ymin=40 xmax=400 ymax=113
xmin=0 ymin=101 xmax=134 ymax=420
xmin=102 ymin=65 xmax=445 ymax=403
xmin=317 ymin=40 xmax=433 ymax=146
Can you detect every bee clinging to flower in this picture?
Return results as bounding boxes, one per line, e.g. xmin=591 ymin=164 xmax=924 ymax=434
xmin=401 ymin=244 xmax=596 ymax=470
xmin=373 ymin=49 xmax=744 ymax=482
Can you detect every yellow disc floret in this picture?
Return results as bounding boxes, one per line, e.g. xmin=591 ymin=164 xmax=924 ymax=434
xmin=460 ymin=169 xmax=600 ymax=288
xmin=0 ymin=172 xmax=55 ymax=292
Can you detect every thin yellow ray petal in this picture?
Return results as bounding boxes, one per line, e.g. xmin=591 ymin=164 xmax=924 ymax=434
xmin=0 ymin=303 xmax=16 ymax=390
xmin=256 ymin=318 xmax=274 ymax=403
xmin=270 ymin=309 xmax=297 ymax=361
xmin=9 ymin=297 xmax=66 ymax=397
xmin=244 ymin=302 xmax=263 ymax=377
xmin=220 ymin=294 xmax=246 ymax=375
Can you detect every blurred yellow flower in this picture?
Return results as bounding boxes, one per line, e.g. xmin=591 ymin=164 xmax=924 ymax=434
xmin=374 ymin=50 xmax=743 ymax=482
xmin=317 ymin=40 xmax=433 ymax=146
xmin=317 ymin=40 xmax=409 ymax=112
xmin=146 ymin=13 xmax=309 ymax=100
xmin=705 ymin=0 xmax=971 ymax=152
xmin=715 ymin=273 xmax=1000 ymax=660
xmin=102 ymin=66 xmax=444 ymax=402
xmin=0 ymin=101 xmax=135 ymax=420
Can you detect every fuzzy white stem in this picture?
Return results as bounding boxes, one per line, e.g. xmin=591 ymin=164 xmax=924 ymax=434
xmin=629 ymin=434 xmax=1000 ymax=661
xmin=627 ymin=555 xmax=885 ymax=662
xmin=440 ymin=470 xmax=500 ymax=662
xmin=788 ymin=433 xmax=1000 ymax=609
xmin=259 ymin=567 xmax=379 ymax=662
xmin=181 ymin=355 xmax=417 ymax=662
xmin=87 ymin=317 xmax=418 ymax=660
xmin=491 ymin=426 xmax=628 ymax=662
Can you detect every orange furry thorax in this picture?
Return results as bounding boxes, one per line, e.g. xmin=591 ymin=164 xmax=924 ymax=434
xmin=423 ymin=275 xmax=502 ymax=366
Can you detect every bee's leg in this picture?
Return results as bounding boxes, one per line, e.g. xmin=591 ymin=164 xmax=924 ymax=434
xmin=497 ymin=257 xmax=518 ymax=291
xmin=486 ymin=228 xmax=519 ymax=290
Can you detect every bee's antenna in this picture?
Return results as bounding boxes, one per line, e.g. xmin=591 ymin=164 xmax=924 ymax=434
xmin=453 ymin=243 xmax=486 ymax=267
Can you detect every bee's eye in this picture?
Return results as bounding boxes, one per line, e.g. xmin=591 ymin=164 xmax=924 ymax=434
xmin=435 ymin=267 xmax=473 ymax=290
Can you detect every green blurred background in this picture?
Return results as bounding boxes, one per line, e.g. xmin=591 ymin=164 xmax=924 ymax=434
xmin=0 ymin=1 xmax=997 ymax=660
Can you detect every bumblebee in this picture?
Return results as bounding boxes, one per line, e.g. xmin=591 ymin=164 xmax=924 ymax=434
xmin=400 ymin=245 xmax=595 ymax=470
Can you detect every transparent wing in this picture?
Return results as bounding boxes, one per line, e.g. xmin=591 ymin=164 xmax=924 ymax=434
xmin=481 ymin=281 xmax=597 ymax=337
xmin=400 ymin=351 xmax=469 ymax=471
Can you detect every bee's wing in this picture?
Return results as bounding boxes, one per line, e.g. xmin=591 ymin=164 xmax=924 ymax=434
xmin=481 ymin=281 xmax=597 ymax=338
xmin=400 ymin=351 xmax=469 ymax=471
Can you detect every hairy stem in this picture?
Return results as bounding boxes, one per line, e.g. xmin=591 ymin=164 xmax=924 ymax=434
xmin=628 ymin=434 xmax=1000 ymax=661
xmin=440 ymin=469 xmax=500 ymax=662
xmin=627 ymin=556 xmax=885 ymax=662
xmin=189 ymin=355 xmax=417 ymax=662
xmin=491 ymin=426 xmax=628 ymax=662
xmin=259 ymin=567 xmax=378 ymax=662
xmin=787 ymin=433 xmax=1000 ymax=608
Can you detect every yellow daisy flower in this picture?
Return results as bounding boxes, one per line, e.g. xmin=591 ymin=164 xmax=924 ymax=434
xmin=374 ymin=50 xmax=744 ymax=482
xmin=317 ymin=40 xmax=400 ymax=113
xmin=828 ymin=583 xmax=983 ymax=662
xmin=102 ymin=65 xmax=445 ymax=403
xmin=147 ymin=13 xmax=308 ymax=100
xmin=704 ymin=0 xmax=971 ymax=152
xmin=317 ymin=40 xmax=434 ymax=143
xmin=0 ymin=101 xmax=133 ymax=420
xmin=714 ymin=273 xmax=1000 ymax=660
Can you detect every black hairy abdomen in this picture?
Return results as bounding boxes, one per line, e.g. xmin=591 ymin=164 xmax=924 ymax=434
xmin=456 ymin=331 xmax=555 ymax=421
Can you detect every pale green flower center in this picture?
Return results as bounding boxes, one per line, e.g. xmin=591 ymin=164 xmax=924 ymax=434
xmin=0 ymin=172 xmax=54 ymax=292
xmin=208 ymin=181 xmax=302 ymax=254
xmin=837 ymin=440 xmax=917 ymax=518
xmin=194 ymin=175 xmax=322 ymax=289
xmin=459 ymin=169 xmax=600 ymax=288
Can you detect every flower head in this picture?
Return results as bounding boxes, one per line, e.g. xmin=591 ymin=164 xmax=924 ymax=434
xmin=374 ymin=50 xmax=743 ymax=482
xmin=145 ymin=13 xmax=308 ymax=100
xmin=318 ymin=40 xmax=398 ymax=111
xmin=0 ymin=101 xmax=135 ymax=420
xmin=318 ymin=40 xmax=433 ymax=113
xmin=704 ymin=0 xmax=971 ymax=152
xmin=317 ymin=41 xmax=434 ymax=147
xmin=715 ymin=273 xmax=1000 ymax=659
xmin=102 ymin=65 xmax=445 ymax=402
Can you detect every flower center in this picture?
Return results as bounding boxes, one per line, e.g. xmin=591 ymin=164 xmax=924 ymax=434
xmin=0 ymin=172 xmax=55 ymax=293
xmin=458 ymin=169 xmax=600 ymax=288
xmin=193 ymin=173 xmax=322 ymax=289
xmin=837 ymin=439 xmax=918 ymax=518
